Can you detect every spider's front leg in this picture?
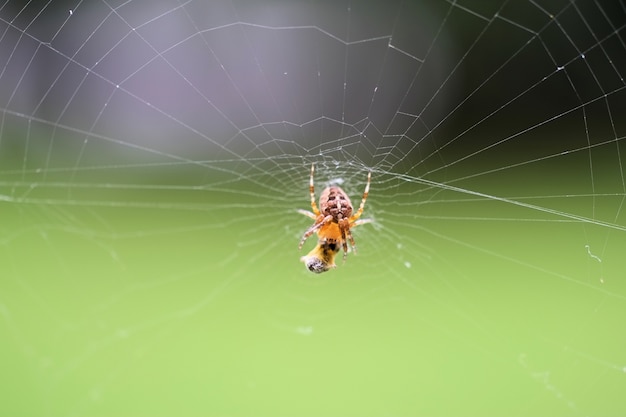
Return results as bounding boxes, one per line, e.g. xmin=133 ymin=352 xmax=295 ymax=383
xmin=299 ymin=214 xmax=332 ymax=250
xmin=338 ymin=218 xmax=351 ymax=260
xmin=297 ymin=209 xmax=318 ymax=220
xmin=345 ymin=227 xmax=357 ymax=255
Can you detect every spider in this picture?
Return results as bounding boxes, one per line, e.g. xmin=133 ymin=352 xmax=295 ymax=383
xmin=298 ymin=164 xmax=372 ymax=273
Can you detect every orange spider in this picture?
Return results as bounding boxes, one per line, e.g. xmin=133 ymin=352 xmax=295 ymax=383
xmin=298 ymin=164 xmax=372 ymax=273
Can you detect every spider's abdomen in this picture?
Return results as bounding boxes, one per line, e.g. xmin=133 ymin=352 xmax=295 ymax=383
xmin=319 ymin=186 xmax=353 ymax=221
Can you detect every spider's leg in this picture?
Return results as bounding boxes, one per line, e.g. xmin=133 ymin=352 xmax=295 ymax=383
xmin=299 ymin=215 xmax=332 ymax=249
xmin=350 ymin=171 xmax=371 ymax=222
xmin=339 ymin=219 xmax=349 ymax=261
xmin=345 ymin=226 xmax=357 ymax=254
xmin=298 ymin=209 xmax=317 ymax=220
xmin=350 ymin=218 xmax=373 ymax=228
xmin=309 ymin=164 xmax=321 ymax=216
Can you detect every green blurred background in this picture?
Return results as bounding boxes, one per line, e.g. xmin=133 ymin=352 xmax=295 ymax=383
xmin=1 ymin=1 xmax=626 ymax=416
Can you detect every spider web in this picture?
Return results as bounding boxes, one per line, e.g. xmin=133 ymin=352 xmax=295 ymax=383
xmin=1 ymin=0 xmax=625 ymax=415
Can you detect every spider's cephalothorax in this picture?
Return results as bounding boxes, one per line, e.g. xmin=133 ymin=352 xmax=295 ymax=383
xmin=298 ymin=164 xmax=372 ymax=273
